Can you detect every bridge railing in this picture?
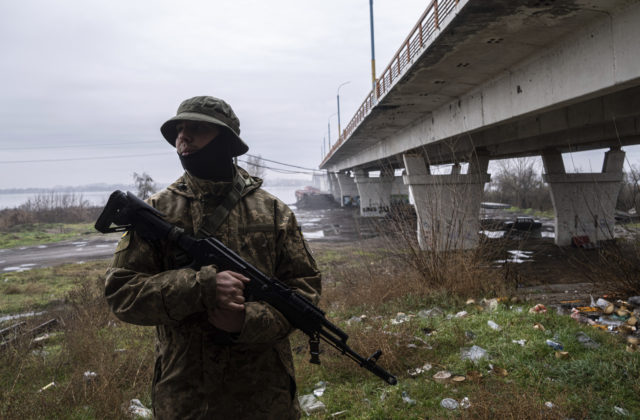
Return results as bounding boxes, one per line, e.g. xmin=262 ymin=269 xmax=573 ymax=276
xmin=322 ymin=0 xmax=459 ymax=166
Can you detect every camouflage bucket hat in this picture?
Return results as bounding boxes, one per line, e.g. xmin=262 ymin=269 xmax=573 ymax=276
xmin=161 ymin=96 xmax=249 ymax=157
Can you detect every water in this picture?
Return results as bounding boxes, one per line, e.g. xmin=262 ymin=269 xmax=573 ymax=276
xmin=0 ymin=185 xmax=306 ymax=210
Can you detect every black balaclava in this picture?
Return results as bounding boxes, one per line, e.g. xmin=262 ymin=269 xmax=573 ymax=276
xmin=178 ymin=131 xmax=234 ymax=181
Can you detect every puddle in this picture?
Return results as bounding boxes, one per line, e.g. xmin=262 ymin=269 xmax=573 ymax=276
xmin=480 ymin=230 xmax=506 ymax=239
xmin=495 ymin=250 xmax=534 ymax=264
xmin=3 ymin=266 xmax=33 ymax=272
xmin=541 ymin=231 xmax=555 ymax=238
xmin=37 ymin=245 xmax=48 ymax=249
xmin=95 ymin=244 xmax=112 ymax=248
xmin=0 ymin=311 xmax=46 ymax=323
xmin=303 ymin=230 xmax=325 ymax=239
xmin=72 ymin=242 xmax=88 ymax=247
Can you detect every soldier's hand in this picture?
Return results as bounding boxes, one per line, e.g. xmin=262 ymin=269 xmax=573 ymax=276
xmin=214 ymin=270 xmax=250 ymax=311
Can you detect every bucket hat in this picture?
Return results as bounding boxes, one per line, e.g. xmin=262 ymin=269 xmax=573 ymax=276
xmin=161 ymin=96 xmax=249 ymax=157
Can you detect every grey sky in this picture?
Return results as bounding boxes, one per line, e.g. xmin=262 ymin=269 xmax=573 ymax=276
xmin=1 ymin=0 xmax=638 ymax=189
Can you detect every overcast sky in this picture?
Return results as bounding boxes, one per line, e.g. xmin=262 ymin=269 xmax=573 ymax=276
xmin=1 ymin=0 xmax=638 ymax=189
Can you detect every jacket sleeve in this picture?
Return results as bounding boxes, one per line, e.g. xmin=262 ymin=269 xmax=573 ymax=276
xmin=104 ymin=231 xmax=217 ymax=326
xmin=234 ymin=210 xmax=321 ymax=344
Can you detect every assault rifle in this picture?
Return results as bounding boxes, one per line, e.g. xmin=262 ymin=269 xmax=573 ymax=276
xmin=95 ymin=190 xmax=398 ymax=385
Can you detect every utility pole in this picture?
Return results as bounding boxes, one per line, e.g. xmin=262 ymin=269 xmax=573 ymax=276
xmin=369 ymin=0 xmax=376 ymax=92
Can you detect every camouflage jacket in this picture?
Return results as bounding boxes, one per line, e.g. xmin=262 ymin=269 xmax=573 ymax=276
xmin=105 ymin=169 xmax=321 ymax=420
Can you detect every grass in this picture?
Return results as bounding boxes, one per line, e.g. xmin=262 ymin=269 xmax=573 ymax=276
xmin=0 ymin=223 xmax=97 ymax=249
xmin=1 ymin=231 xmax=639 ymax=418
xmin=505 ymin=207 xmax=555 ymax=219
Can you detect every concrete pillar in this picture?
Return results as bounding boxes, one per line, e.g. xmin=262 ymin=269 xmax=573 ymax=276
xmin=403 ymin=153 xmax=490 ymax=251
xmin=354 ymin=169 xmax=394 ymax=217
xmin=328 ymin=172 xmax=341 ymax=203
xmin=391 ymin=174 xmax=410 ymax=204
xmin=337 ymin=172 xmax=359 ymax=207
xmin=542 ymin=148 xmax=625 ymax=246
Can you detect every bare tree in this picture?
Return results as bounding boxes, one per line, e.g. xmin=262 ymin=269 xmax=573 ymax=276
xmin=244 ymin=154 xmax=267 ymax=180
xmin=486 ymin=157 xmax=551 ymax=210
xmin=133 ymin=172 xmax=156 ymax=199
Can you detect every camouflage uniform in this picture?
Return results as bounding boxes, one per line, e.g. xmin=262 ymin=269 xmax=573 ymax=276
xmin=105 ymin=168 xmax=321 ymax=419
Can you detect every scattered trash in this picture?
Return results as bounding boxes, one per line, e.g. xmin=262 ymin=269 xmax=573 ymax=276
xmin=482 ymin=298 xmax=499 ymax=311
xmin=346 ymin=315 xmax=365 ymax=325
xmin=555 ymin=351 xmax=570 ymax=359
xmin=466 ymin=370 xmax=483 ymax=381
xmin=451 ymin=375 xmax=466 ymax=383
xmin=546 ymin=339 xmax=563 ymax=351
xmin=628 ymin=336 xmax=640 ymax=345
xmin=330 ymin=410 xmax=348 ymax=418
xmin=613 ymin=406 xmax=629 ymax=416
xmin=460 ymin=397 xmax=471 ymax=409
xmin=491 ymin=366 xmax=508 ymax=377
xmin=440 ymin=398 xmax=459 ymax=410
xmin=38 ymin=381 xmax=56 ymax=392
xmin=466 ymin=298 xmax=476 ymax=305
xmin=128 ymin=399 xmax=152 ymax=419
xmin=433 ymin=370 xmax=452 ymax=383
xmin=83 ymin=371 xmax=98 ymax=383
xmin=465 ymin=330 xmax=476 ymax=340
xmin=529 ymin=304 xmax=547 ymax=313
xmin=545 ymin=401 xmax=555 ymax=409
xmin=628 ymin=296 xmax=640 ymax=307
xmin=461 ymin=345 xmax=488 ymax=363
xmin=407 ymin=362 xmax=432 ymax=377
xmin=512 ymin=339 xmax=527 ymax=346
xmin=487 ymin=320 xmax=501 ymax=331
xmin=391 ymin=312 xmax=411 ymax=325
xmin=299 ymin=394 xmax=326 ymax=415
xmin=576 ymin=332 xmax=600 ymax=349
xmin=313 ymin=381 xmax=326 ymax=397
xmin=533 ymin=322 xmax=546 ymax=331
xmin=417 ymin=308 xmax=443 ymax=318
xmin=401 ymin=391 xmax=416 ymax=405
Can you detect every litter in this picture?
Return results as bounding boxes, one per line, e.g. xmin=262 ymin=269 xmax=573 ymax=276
xmin=533 ymin=323 xmax=546 ymax=331
xmin=313 ymin=381 xmax=326 ymax=397
xmin=391 ymin=312 xmax=411 ymax=325
xmin=461 ymin=345 xmax=488 ymax=363
xmin=83 ymin=371 xmax=98 ymax=383
xmin=432 ymin=370 xmax=452 ymax=383
xmin=576 ymin=332 xmax=600 ymax=349
xmin=545 ymin=402 xmax=555 ymax=409
xmin=401 ymin=391 xmax=416 ymax=405
xmin=555 ymin=351 xmax=570 ymax=359
xmin=299 ymin=394 xmax=326 ymax=415
xmin=613 ymin=406 xmax=629 ymax=416
xmin=455 ymin=311 xmax=468 ymax=318
xmin=417 ymin=308 xmax=443 ymax=318
xmin=440 ymin=398 xmax=459 ymax=410
xmin=487 ymin=320 xmax=502 ymax=331
xmin=482 ymin=298 xmax=499 ymax=311
xmin=512 ymin=339 xmax=526 ymax=346
xmin=492 ymin=366 xmax=508 ymax=376
xmin=128 ymin=399 xmax=152 ymax=419
xmin=529 ymin=304 xmax=547 ymax=313
xmin=545 ymin=339 xmax=563 ymax=351
xmin=407 ymin=362 xmax=432 ymax=377
xmin=460 ymin=397 xmax=471 ymax=409
xmin=38 ymin=381 xmax=56 ymax=392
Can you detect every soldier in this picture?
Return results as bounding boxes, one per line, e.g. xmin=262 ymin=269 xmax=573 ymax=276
xmin=104 ymin=96 xmax=321 ymax=419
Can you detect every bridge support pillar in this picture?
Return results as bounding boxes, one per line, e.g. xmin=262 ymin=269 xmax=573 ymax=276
xmin=542 ymin=148 xmax=625 ymax=246
xmin=391 ymin=175 xmax=410 ymax=204
xmin=337 ymin=172 xmax=359 ymax=207
xmin=328 ymin=172 xmax=341 ymax=203
xmin=354 ymin=169 xmax=395 ymax=217
xmin=403 ymin=153 xmax=490 ymax=251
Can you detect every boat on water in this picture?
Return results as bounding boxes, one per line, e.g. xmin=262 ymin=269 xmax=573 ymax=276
xmin=294 ymin=186 xmax=337 ymax=209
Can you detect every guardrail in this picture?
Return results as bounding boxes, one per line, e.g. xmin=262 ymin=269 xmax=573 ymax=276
xmin=321 ymin=0 xmax=459 ymax=166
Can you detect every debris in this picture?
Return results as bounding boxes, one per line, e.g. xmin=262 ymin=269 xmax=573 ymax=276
xmin=466 ymin=370 xmax=483 ymax=381
xmin=38 ymin=381 xmax=56 ymax=392
xmin=440 ymin=398 xmax=459 ymax=410
xmin=533 ymin=323 xmax=546 ymax=331
xmin=529 ymin=304 xmax=547 ymax=313
xmin=545 ymin=401 xmax=555 ymax=409
xmin=299 ymin=394 xmax=326 ymax=415
xmin=460 ymin=397 xmax=471 ymax=409
xmin=628 ymin=296 xmax=640 ymax=307
xmin=576 ymin=332 xmax=600 ymax=349
xmin=128 ymin=399 xmax=152 ymax=419
xmin=555 ymin=351 xmax=570 ymax=359
xmin=391 ymin=312 xmax=411 ymax=325
xmin=596 ymin=298 xmax=611 ymax=310
xmin=465 ymin=330 xmax=476 ymax=340
xmin=627 ymin=316 xmax=637 ymax=326
xmin=487 ymin=320 xmax=501 ymax=331
xmin=613 ymin=406 xmax=630 ymax=416
xmin=417 ymin=308 xmax=443 ymax=318
xmin=512 ymin=339 xmax=526 ymax=346
xmin=407 ymin=362 xmax=432 ymax=377
xmin=627 ymin=344 xmax=638 ymax=353
xmin=330 ymin=410 xmax=348 ymax=418
xmin=313 ymin=381 xmax=326 ymax=397
xmin=461 ymin=345 xmax=488 ymax=363
xmin=401 ymin=391 xmax=416 ymax=405
xmin=455 ymin=311 xmax=468 ymax=318
xmin=346 ymin=315 xmax=364 ymax=325
xmin=492 ymin=366 xmax=508 ymax=377
xmin=628 ymin=336 xmax=640 ymax=345
xmin=545 ymin=339 xmax=563 ymax=351
xmin=451 ymin=375 xmax=466 ymax=383
xmin=466 ymin=298 xmax=476 ymax=305
xmin=482 ymin=298 xmax=499 ymax=311
xmin=83 ymin=371 xmax=98 ymax=383
xmin=432 ymin=370 xmax=452 ymax=383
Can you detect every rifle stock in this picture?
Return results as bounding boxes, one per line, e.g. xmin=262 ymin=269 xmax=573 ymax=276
xmin=96 ymin=190 xmax=398 ymax=385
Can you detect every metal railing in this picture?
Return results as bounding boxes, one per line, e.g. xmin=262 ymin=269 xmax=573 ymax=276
xmin=321 ymin=0 xmax=459 ymax=166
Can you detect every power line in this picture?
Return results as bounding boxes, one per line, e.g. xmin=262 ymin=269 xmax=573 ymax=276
xmin=245 ymin=153 xmax=320 ymax=172
xmin=0 ymin=152 xmax=170 ymax=164
xmin=0 ymin=140 xmax=158 ymax=150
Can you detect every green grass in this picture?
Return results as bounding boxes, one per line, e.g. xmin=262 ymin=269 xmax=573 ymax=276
xmin=0 ymin=223 xmax=97 ymax=249
xmin=506 ymin=207 xmax=555 ymax=219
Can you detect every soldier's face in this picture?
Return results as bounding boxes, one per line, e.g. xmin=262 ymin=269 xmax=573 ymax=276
xmin=175 ymin=121 xmax=221 ymax=156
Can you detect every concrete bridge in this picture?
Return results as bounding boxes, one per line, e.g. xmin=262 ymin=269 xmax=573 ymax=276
xmin=319 ymin=0 xmax=640 ymax=249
